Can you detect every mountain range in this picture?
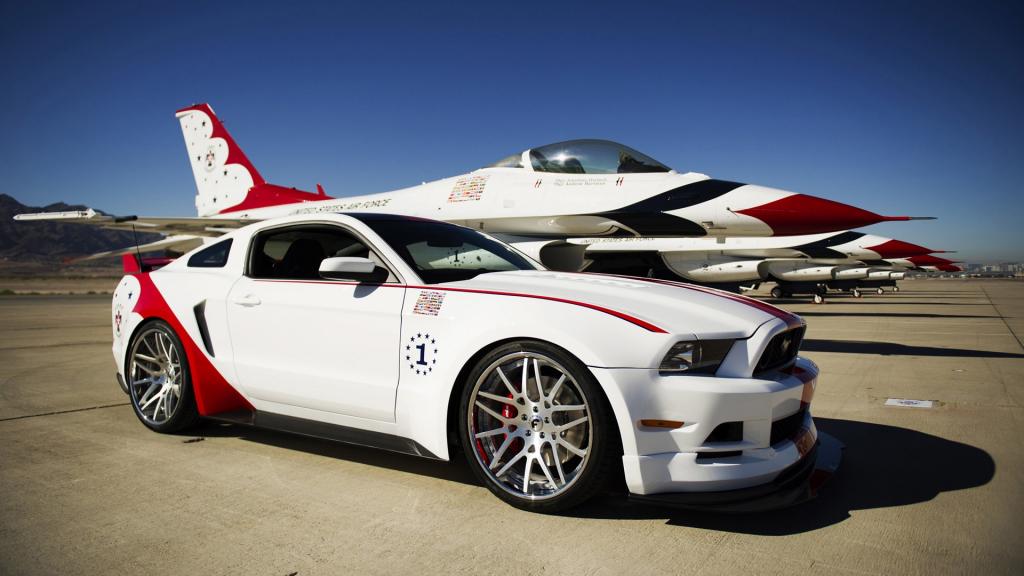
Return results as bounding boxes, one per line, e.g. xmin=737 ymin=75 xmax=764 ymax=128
xmin=0 ymin=194 xmax=161 ymax=265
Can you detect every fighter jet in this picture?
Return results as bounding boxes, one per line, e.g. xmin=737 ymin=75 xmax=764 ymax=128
xmin=15 ymin=103 xmax=931 ymax=258
xmin=877 ymin=255 xmax=963 ymax=273
xmin=505 ymin=230 xmax=946 ymax=302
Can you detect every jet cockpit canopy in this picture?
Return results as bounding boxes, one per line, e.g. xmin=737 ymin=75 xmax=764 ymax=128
xmin=488 ymin=139 xmax=673 ymax=174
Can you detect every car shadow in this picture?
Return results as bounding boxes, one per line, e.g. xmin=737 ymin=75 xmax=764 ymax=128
xmin=801 ymin=339 xmax=1024 ymax=358
xmin=188 ymin=420 xmax=479 ymax=486
xmin=764 ymin=299 xmax=990 ymax=306
xmin=571 ymin=418 xmax=995 ymax=534
xmin=189 ymin=418 xmax=993 ymax=535
xmin=797 ymin=312 xmax=998 ymax=319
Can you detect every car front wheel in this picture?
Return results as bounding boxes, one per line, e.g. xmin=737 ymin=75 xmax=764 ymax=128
xmin=459 ymin=341 xmax=615 ymax=513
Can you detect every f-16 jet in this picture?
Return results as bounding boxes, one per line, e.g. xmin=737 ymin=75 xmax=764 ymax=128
xmin=14 ymin=103 xmax=931 ymax=259
xmin=504 ymin=230 xmax=947 ymax=302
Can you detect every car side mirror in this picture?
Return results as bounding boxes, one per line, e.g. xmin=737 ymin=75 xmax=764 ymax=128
xmin=319 ymin=257 xmax=379 ymax=282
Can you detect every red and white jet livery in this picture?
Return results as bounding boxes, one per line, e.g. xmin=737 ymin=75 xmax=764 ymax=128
xmin=15 ymin=103 xmax=930 ymax=256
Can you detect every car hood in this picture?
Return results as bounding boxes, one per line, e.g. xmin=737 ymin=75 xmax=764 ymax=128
xmin=445 ymin=271 xmax=795 ymax=338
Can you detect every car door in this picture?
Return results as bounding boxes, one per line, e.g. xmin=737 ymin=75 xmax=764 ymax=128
xmin=226 ymin=223 xmax=406 ymax=422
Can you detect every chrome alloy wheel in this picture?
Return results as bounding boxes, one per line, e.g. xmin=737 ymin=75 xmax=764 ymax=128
xmin=128 ymin=327 xmax=183 ymax=426
xmin=467 ymin=352 xmax=592 ymax=500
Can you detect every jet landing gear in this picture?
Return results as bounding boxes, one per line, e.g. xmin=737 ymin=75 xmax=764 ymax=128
xmin=769 ymin=283 xmax=827 ymax=304
xmin=852 ymin=288 xmax=863 ymax=298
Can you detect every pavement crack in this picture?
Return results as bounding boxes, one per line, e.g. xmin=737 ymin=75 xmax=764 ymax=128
xmin=0 ymin=402 xmax=129 ymax=422
xmin=0 ymin=340 xmax=109 ymax=351
xmin=980 ymin=285 xmax=1024 ymax=351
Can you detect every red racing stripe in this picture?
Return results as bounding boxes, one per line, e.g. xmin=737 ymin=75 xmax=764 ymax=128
xmin=590 ymin=273 xmax=804 ymax=330
xmin=254 ymin=279 xmax=668 ymax=333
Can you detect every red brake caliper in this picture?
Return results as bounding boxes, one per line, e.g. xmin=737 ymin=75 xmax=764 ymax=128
xmin=476 ymin=393 xmax=516 ymax=465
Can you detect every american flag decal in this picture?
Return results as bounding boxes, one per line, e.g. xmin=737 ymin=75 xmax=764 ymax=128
xmin=447 ymin=175 xmax=489 ymax=203
xmin=413 ymin=290 xmax=446 ymax=316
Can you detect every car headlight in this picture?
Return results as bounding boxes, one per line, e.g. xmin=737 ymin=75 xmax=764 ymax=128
xmin=659 ymin=340 xmax=734 ymax=374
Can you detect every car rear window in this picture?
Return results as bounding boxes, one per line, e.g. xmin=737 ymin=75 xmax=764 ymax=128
xmin=187 ymin=239 xmax=232 ymax=268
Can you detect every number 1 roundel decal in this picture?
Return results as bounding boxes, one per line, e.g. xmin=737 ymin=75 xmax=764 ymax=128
xmin=406 ymin=333 xmax=438 ymax=376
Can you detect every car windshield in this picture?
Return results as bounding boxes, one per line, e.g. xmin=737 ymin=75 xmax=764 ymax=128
xmin=358 ymin=217 xmax=540 ymax=284
xmin=528 ymin=139 xmax=672 ymax=174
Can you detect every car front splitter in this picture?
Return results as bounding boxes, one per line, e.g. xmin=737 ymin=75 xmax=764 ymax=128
xmin=627 ymin=431 xmax=844 ymax=514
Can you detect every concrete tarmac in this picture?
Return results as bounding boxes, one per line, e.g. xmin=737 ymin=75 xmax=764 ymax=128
xmin=1 ymin=279 xmax=1021 ymax=575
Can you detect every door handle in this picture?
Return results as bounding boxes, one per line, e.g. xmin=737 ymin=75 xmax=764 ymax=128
xmin=232 ymin=294 xmax=261 ymax=307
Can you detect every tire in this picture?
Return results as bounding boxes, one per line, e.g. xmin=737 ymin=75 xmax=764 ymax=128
xmin=126 ymin=319 xmax=199 ymax=433
xmin=770 ymin=286 xmax=784 ymax=298
xmin=853 ymin=288 xmax=862 ymax=298
xmin=813 ymin=294 xmax=824 ymax=304
xmin=459 ymin=340 xmax=616 ymax=513
xmin=894 ymin=286 xmax=900 ymax=293
xmin=877 ymin=287 xmax=885 ymax=295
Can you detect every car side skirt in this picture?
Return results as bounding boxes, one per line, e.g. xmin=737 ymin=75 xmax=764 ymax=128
xmin=205 ymin=409 xmax=442 ymax=460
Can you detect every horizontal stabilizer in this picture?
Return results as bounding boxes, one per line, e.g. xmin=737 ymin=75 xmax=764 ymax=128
xmin=13 ymin=209 xmax=249 ymax=236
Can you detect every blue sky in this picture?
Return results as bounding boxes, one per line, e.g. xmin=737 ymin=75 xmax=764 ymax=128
xmin=2 ymin=1 xmax=1021 ymax=261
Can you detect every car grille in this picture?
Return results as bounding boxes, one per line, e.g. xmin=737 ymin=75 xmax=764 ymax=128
xmin=755 ymin=326 xmax=805 ymax=373
xmin=770 ymin=408 xmax=807 ymax=446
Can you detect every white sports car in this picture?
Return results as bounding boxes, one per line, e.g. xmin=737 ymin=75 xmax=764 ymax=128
xmin=112 ymin=213 xmax=826 ymax=512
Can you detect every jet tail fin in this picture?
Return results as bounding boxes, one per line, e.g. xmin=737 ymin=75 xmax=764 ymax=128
xmin=175 ymin=103 xmax=330 ymax=217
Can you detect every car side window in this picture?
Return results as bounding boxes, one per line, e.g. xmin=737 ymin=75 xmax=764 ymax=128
xmin=248 ymin=225 xmax=395 ymax=282
xmin=187 ymin=239 xmax=233 ymax=268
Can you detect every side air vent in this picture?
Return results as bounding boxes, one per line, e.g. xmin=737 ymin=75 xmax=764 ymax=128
xmin=193 ymin=300 xmax=215 ymax=357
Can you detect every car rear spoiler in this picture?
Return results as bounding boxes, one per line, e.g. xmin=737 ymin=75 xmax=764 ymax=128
xmin=123 ymin=254 xmax=176 ymax=274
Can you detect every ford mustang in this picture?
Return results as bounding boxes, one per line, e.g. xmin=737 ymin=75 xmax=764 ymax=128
xmin=111 ymin=213 xmax=829 ymax=512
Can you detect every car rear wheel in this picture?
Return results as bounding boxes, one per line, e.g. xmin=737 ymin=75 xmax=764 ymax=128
xmin=459 ymin=341 xmax=615 ymax=513
xmin=127 ymin=320 xmax=199 ymax=433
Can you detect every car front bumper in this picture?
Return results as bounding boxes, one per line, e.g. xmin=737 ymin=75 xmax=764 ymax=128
xmin=628 ymin=431 xmax=843 ymax=513
xmin=591 ymin=356 xmax=838 ymax=506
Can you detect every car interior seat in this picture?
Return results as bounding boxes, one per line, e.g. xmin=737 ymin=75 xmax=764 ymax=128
xmin=277 ymin=238 xmax=326 ymax=279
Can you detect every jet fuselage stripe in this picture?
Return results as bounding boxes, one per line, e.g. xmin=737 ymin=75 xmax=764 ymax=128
xmin=593 ymin=178 xmax=745 ymax=236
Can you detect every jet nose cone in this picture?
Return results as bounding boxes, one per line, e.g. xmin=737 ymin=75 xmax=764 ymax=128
xmin=865 ymin=239 xmax=935 ymax=258
xmin=736 ymin=194 xmax=893 ymax=235
xmin=908 ymin=255 xmax=958 ymax=267
xmin=736 ymin=194 xmax=933 ymax=235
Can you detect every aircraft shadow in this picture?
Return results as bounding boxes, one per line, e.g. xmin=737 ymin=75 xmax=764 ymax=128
xmin=189 ymin=418 xmax=994 ymax=535
xmin=572 ymin=418 xmax=995 ymax=534
xmin=797 ymin=312 xmax=998 ymax=319
xmin=801 ymin=339 xmax=1024 ymax=358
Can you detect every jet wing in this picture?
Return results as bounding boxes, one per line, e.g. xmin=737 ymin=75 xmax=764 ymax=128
xmin=13 ymin=208 xmax=248 ymax=236
xmin=74 ymin=235 xmax=207 ymax=261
